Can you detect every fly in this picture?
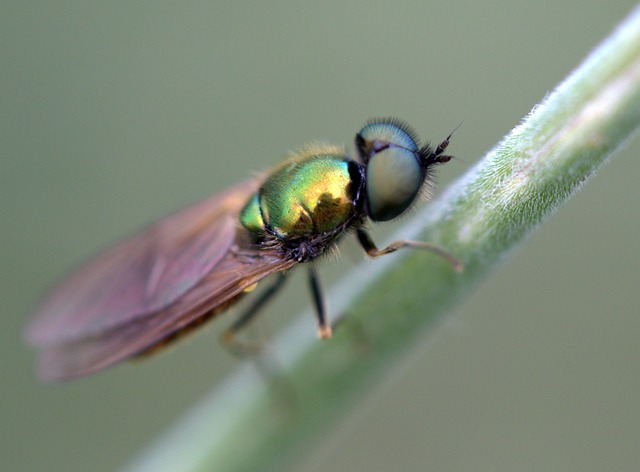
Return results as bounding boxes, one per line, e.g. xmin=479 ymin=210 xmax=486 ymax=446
xmin=25 ymin=119 xmax=462 ymax=381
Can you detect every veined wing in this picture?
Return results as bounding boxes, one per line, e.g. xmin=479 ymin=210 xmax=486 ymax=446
xmin=34 ymin=242 xmax=296 ymax=381
xmin=25 ymin=177 xmax=296 ymax=380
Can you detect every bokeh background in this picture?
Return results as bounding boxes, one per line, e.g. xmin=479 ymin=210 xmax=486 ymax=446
xmin=3 ymin=2 xmax=639 ymax=471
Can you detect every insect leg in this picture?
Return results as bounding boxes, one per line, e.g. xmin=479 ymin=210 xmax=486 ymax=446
xmin=222 ymin=271 xmax=289 ymax=355
xmin=308 ymin=266 xmax=332 ymax=339
xmin=356 ymin=228 xmax=463 ymax=272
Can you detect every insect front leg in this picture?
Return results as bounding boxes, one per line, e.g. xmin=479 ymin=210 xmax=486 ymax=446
xmin=356 ymin=228 xmax=463 ymax=272
xmin=222 ymin=271 xmax=289 ymax=356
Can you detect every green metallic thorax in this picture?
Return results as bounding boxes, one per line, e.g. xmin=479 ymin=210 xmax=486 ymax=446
xmin=240 ymin=145 xmax=360 ymax=240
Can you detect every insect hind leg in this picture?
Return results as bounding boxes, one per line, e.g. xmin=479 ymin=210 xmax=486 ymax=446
xmin=222 ymin=271 xmax=289 ymax=356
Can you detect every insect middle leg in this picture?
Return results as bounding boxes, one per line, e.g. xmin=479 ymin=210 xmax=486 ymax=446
xmin=222 ymin=266 xmax=334 ymax=349
xmin=308 ymin=266 xmax=332 ymax=339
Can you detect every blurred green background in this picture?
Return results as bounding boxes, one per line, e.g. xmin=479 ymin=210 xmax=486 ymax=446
xmin=3 ymin=2 xmax=639 ymax=471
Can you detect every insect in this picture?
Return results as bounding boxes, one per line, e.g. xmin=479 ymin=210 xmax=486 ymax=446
xmin=26 ymin=119 xmax=462 ymax=381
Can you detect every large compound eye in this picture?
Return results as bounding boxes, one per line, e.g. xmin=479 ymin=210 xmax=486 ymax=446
xmin=355 ymin=120 xmax=418 ymax=163
xmin=365 ymin=146 xmax=424 ymax=221
xmin=355 ymin=120 xmax=425 ymax=221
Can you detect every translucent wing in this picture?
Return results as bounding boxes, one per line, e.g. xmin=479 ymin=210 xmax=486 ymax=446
xmin=26 ymin=178 xmax=297 ymax=381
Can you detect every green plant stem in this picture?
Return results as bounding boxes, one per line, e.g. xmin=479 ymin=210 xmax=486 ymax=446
xmin=122 ymin=6 xmax=640 ymax=472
